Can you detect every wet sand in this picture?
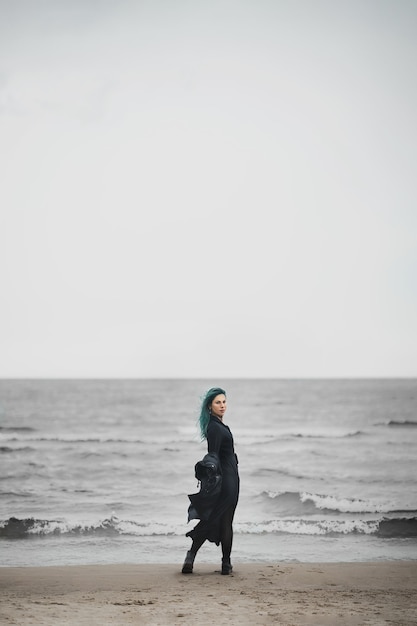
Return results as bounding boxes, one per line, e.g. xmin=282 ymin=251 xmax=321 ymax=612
xmin=1 ymin=561 xmax=416 ymax=625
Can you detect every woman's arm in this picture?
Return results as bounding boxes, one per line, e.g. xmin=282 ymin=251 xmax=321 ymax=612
xmin=207 ymin=421 xmax=223 ymax=456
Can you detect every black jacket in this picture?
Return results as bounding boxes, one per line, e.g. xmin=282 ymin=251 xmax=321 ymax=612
xmin=187 ymin=453 xmax=222 ymax=522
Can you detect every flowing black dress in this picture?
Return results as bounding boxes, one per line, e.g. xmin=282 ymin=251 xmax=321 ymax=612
xmin=186 ymin=416 xmax=239 ymax=545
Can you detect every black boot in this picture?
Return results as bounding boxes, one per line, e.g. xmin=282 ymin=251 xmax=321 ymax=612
xmin=221 ymin=559 xmax=233 ymax=575
xmin=181 ymin=550 xmax=195 ymax=574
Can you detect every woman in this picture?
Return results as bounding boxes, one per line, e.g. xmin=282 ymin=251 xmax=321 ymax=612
xmin=182 ymin=387 xmax=239 ymax=575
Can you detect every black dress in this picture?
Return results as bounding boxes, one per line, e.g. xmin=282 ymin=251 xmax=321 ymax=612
xmin=186 ymin=416 xmax=239 ymax=545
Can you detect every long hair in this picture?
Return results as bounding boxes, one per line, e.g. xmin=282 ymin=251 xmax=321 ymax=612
xmin=198 ymin=387 xmax=227 ymax=440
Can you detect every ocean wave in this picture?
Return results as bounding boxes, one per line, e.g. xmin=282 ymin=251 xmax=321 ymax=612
xmin=259 ymin=431 xmax=366 ymax=444
xmin=236 ymin=517 xmax=417 ymax=537
xmin=0 ymin=435 xmax=191 ymax=446
xmin=0 ymin=516 xmax=183 ymax=539
xmin=0 ymin=426 xmax=36 ymax=433
xmin=2 ymin=515 xmax=416 ymax=539
xmin=236 ymin=519 xmax=380 ymax=536
xmin=0 ymin=436 xmax=147 ymax=444
xmin=290 ymin=431 xmax=365 ymax=439
xmin=262 ymin=491 xmax=412 ymax=515
xmin=0 ymin=446 xmax=36 ymax=453
xmin=375 ymin=420 xmax=417 ymax=428
xmin=378 ymin=517 xmax=417 ymax=537
xmin=253 ymin=468 xmax=307 ymax=480
xmin=0 ymin=491 xmax=34 ymax=498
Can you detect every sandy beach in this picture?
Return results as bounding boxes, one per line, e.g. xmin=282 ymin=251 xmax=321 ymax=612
xmin=1 ymin=562 xmax=416 ymax=625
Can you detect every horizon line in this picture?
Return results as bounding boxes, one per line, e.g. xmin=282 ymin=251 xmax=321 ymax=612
xmin=1 ymin=375 xmax=416 ymax=381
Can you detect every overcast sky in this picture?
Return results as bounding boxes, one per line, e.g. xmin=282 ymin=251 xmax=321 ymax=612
xmin=1 ymin=0 xmax=416 ymax=378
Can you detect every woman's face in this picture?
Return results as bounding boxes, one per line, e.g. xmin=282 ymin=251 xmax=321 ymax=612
xmin=210 ymin=394 xmax=227 ymax=420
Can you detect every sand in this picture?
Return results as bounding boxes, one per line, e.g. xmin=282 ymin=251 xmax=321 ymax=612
xmin=1 ymin=562 xmax=416 ymax=625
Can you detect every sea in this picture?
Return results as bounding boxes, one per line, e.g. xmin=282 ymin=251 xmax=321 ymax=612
xmin=1 ymin=378 xmax=416 ymax=567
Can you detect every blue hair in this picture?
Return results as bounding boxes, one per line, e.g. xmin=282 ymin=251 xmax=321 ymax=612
xmin=198 ymin=387 xmax=227 ymax=440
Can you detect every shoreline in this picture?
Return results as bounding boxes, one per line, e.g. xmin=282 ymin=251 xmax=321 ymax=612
xmin=1 ymin=562 xmax=416 ymax=625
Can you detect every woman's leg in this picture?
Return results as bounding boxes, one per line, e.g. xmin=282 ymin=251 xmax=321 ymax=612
xmin=182 ymin=534 xmax=206 ymax=573
xmin=190 ymin=535 xmax=206 ymax=556
xmin=220 ymin=507 xmax=235 ymax=568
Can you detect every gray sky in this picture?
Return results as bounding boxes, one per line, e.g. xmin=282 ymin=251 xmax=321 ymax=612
xmin=1 ymin=0 xmax=416 ymax=378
